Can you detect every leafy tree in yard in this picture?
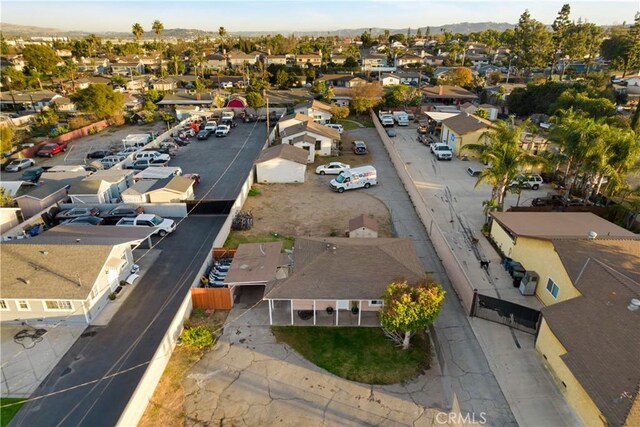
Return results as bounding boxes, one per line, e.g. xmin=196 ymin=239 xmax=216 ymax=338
xmin=132 ymin=23 xmax=144 ymax=42
xmin=180 ymin=325 xmax=214 ymax=350
xmin=549 ymin=4 xmax=572 ymax=81
xmin=1 ymin=66 xmax=26 ymax=91
xmin=351 ymin=82 xmax=383 ymax=115
xmin=330 ymin=104 xmax=350 ymax=120
xmin=1 ymin=126 xmax=14 ymax=153
xmin=246 ymin=91 xmax=266 ymax=109
xmin=601 ymin=17 xmax=640 ymax=77
xmin=344 ymin=56 xmax=359 ymax=69
xmin=22 ymin=44 xmax=61 ymax=75
xmin=379 ymin=278 xmax=445 ymax=350
xmin=71 ymin=84 xmax=124 ymax=120
xmin=36 ymin=108 xmax=59 ymax=127
xmin=159 ymin=111 xmax=175 ymax=130
xmin=275 ymin=68 xmax=290 ymax=89
xmin=549 ymin=90 xmax=616 ymax=118
xmin=0 ymin=187 xmax=17 ymax=208
xmin=110 ymin=75 xmax=127 ymax=87
xmin=311 ymin=80 xmax=326 ymax=95
xmin=510 ymin=10 xmax=552 ymax=80
xmin=462 ymin=120 xmax=544 ymax=211
xmin=439 ymin=68 xmax=473 ymax=88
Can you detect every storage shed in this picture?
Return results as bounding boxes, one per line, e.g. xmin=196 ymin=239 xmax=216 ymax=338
xmin=255 ymin=145 xmax=308 ymax=183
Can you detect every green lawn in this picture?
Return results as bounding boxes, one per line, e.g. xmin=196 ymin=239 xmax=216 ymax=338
xmin=271 ymin=327 xmax=430 ymax=384
xmin=1 ymin=398 xmax=26 ymax=427
xmin=336 ymin=119 xmax=361 ymax=131
xmin=224 ymin=231 xmax=294 ymax=250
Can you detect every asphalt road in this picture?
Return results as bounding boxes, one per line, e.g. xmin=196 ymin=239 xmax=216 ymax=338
xmin=10 ymin=121 xmax=268 ymax=427
xmin=169 ymin=120 xmax=268 ymax=200
xmin=347 ymin=126 xmax=518 ymax=426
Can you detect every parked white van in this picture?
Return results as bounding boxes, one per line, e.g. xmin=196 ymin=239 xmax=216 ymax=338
xmin=330 ymin=165 xmax=377 ymax=193
xmin=325 ymin=123 xmax=344 ymax=134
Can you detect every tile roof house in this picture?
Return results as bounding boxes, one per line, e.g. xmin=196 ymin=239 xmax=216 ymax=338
xmin=489 ymin=212 xmax=638 ymax=307
xmin=0 ymin=227 xmax=155 ymax=324
xmin=264 ymin=237 xmax=425 ymax=326
xmin=535 ymin=239 xmax=640 ymax=427
xmin=255 ymin=144 xmax=308 ymax=183
xmin=440 ymin=113 xmax=493 ymax=156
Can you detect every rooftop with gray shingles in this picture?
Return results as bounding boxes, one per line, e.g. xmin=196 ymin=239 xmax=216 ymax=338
xmin=264 ymin=237 xmax=424 ymax=300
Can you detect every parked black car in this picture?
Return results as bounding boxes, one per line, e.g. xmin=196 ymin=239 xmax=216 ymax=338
xmin=62 ymin=216 xmax=104 ymax=226
xmin=20 ymin=167 xmax=45 ymax=183
xmin=99 ymin=205 xmax=144 ymax=224
xmin=197 ymin=129 xmax=212 ymax=140
xmin=86 ymin=150 xmax=112 ymax=159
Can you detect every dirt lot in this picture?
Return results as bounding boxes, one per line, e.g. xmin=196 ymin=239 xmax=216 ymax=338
xmin=238 ymin=149 xmax=393 ymax=239
xmin=138 ymin=310 xmax=228 ymax=427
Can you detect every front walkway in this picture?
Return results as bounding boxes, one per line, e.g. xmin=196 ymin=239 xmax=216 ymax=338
xmin=183 ymin=303 xmax=447 ymax=426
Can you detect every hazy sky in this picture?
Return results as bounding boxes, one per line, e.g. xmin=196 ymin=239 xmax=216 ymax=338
xmin=2 ymin=1 xmax=637 ymax=33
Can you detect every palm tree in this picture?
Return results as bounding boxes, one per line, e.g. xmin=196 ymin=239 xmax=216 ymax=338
xmin=463 ymin=120 xmax=544 ymax=211
xmin=132 ymin=23 xmax=144 ymax=42
xmin=218 ymin=26 xmax=227 ymax=40
xmin=152 ymin=20 xmax=164 ymax=41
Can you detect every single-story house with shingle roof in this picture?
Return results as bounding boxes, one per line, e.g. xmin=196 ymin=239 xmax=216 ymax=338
xmin=0 ymin=226 xmax=156 ymax=324
xmin=146 ymin=175 xmax=195 ymax=203
xmin=255 ymin=144 xmax=308 ymax=183
xmin=264 ymin=237 xmax=425 ymax=326
xmin=68 ymin=180 xmax=112 ymax=204
xmin=280 ymin=121 xmax=340 ymax=162
xmin=440 ymin=113 xmax=493 ymax=156
xmin=293 ymin=99 xmax=333 ymax=124
xmin=277 ymin=113 xmax=314 ymax=135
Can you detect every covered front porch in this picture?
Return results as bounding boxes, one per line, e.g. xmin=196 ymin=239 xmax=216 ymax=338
xmin=266 ymin=299 xmax=381 ymax=327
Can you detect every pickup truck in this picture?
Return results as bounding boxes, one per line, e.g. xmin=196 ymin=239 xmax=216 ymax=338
xmin=431 ymin=143 xmax=453 ymax=160
xmin=215 ymin=125 xmax=230 ymax=137
xmin=116 ymin=214 xmax=176 ymax=237
xmin=37 ymin=142 xmax=68 ymax=157
xmin=126 ymin=158 xmax=169 ymax=170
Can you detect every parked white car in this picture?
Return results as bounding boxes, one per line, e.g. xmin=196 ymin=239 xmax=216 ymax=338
xmin=315 ymin=162 xmax=350 ymax=175
xmin=215 ymin=125 xmax=230 ymax=137
xmin=116 ymin=214 xmax=176 ymax=237
xmin=5 ymin=158 xmax=35 ymax=172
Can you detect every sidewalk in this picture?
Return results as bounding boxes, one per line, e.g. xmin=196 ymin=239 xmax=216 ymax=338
xmin=385 ymin=127 xmax=581 ymax=427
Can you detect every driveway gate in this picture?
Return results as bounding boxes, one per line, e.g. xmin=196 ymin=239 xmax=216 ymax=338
xmin=472 ymin=293 xmax=541 ymax=334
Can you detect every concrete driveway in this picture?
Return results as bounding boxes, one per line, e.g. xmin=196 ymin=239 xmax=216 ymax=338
xmin=184 ymin=303 xmax=447 ymax=426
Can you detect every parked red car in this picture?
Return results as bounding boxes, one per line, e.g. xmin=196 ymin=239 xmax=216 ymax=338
xmin=37 ymin=142 xmax=68 ymax=157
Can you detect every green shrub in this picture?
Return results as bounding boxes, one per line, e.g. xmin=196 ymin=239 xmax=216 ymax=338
xmin=181 ymin=325 xmax=214 ymax=349
xmin=248 ymin=186 xmax=261 ymax=196
xmin=192 ymin=308 xmax=206 ymax=318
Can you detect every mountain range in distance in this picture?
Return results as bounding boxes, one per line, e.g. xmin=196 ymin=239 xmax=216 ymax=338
xmin=0 ymin=22 xmax=516 ymax=39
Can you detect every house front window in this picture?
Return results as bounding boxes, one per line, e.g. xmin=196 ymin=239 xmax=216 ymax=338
xmin=0 ymin=300 xmax=7 ymax=310
xmin=315 ymin=140 xmax=322 ymax=150
xmin=545 ymin=278 xmax=559 ymax=299
xmin=369 ymin=300 xmax=384 ymax=307
xmin=44 ymin=300 xmax=73 ymax=311
xmin=17 ymin=300 xmax=30 ymax=311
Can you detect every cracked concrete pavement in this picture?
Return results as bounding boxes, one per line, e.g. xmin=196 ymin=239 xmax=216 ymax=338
xmin=183 ymin=305 xmax=447 ymax=426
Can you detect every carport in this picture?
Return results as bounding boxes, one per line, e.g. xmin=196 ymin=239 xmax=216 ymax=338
xmin=224 ymin=241 xmax=287 ymax=305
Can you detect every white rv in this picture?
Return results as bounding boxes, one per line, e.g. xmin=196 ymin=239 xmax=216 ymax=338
xmin=330 ymin=165 xmax=377 ymax=193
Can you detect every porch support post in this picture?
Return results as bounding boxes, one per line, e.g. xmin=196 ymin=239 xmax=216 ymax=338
xmin=313 ymin=300 xmax=316 ymax=325
xmin=358 ymin=300 xmax=362 ymax=326
xmin=290 ymin=299 xmax=294 ymax=325
xmin=335 ymin=300 xmax=339 ymax=326
xmin=268 ymin=299 xmax=273 ymax=325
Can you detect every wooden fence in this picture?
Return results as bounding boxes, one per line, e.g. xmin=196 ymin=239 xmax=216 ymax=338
xmin=191 ymin=287 xmax=233 ymax=309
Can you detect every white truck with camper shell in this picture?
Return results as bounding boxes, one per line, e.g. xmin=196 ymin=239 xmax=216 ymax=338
xmin=392 ymin=111 xmax=410 ymax=126
xmin=330 ymin=165 xmax=377 ymax=193
xmin=116 ymin=214 xmax=176 ymax=237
